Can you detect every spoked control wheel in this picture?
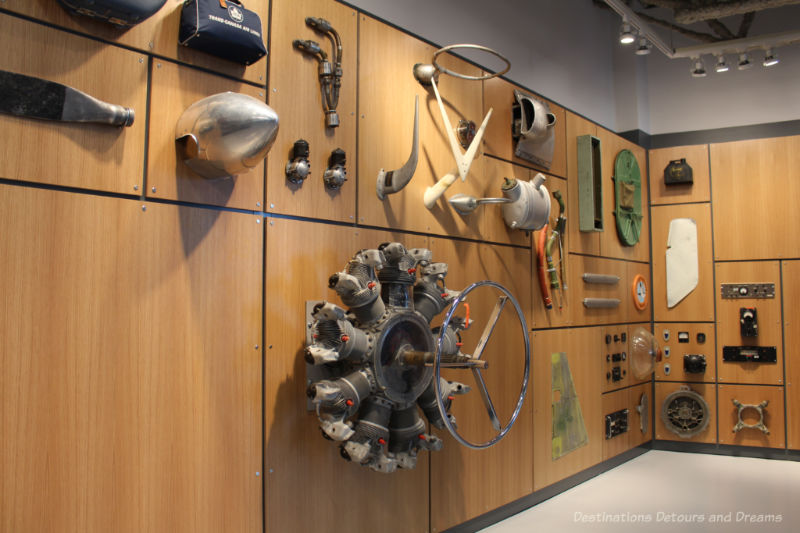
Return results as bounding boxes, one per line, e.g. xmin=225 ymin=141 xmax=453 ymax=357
xmin=433 ymin=280 xmax=530 ymax=449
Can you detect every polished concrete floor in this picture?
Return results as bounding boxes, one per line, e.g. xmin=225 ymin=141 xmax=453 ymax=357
xmin=480 ymin=450 xmax=800 ymax=533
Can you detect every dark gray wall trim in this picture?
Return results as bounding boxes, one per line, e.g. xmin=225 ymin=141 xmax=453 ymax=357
xmin=621 ymin=120 xmax=800 ymax=150
xmin=652 ymin=440 xmax=800 ymax=461
xmin=442 ymin=445 xmax=652 ymax=533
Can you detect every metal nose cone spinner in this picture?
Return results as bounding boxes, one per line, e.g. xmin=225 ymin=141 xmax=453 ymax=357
xmin=175 ymin=92 xmax=279 ymax=179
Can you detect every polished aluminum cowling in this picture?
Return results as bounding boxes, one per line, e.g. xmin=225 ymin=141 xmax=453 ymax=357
xmin=513 ymin=90 xmax=556 ymax=168
xmin=501 ymin=173 xmax=551 ymax=231
xmin=175 ymin=92 xmax=279 ymax=179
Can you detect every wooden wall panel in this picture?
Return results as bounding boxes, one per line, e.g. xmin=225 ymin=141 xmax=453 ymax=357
xmin=533 ymin=327 xmax=603 ymax=491
xmin=628 ymin=383 xmax=652 ymax=448
xmin=716 ymin=261 xmax=783 ymax=385
xmin=717 ymin=385 xmax=785 ymax=448
xmin=1 ymin=1 xmax=267 ymax=84
xmin=568 ymin=256 xmax=628 ymax=326
xmin=0 ymin=15 xmax=146 ymax=194
xmin=357 ymin=15 xmax=490 ymax=239
xmin=596 ymin=127 xmax=650 ymax=262
xmin=655 ymin=382 xmax=716 ymax=444
xmin=531 ymin=176 xmax=570 ymax=328
xmin=782 ymin=261 xmax=800 ymax=450
xmin=266 ymin=0 xmax=357 ymax=222
xmin=565 ymin=112 xmax=601 ymax=256
xmin=147 ymin=61 xmax=265 ymax=209
xmin=654 ymin=323 xmax=716 ymax=383
xmin=602 ymin=388 xmax=631 ymax=460
xmin=710 ymin=136 xmax=800 ymax=260
xmin=429 ymin=237 xmax=533 ymax=532
xmin=263 ymin=219 xmax=430 ymax=533
xmin=482 ymin=77 xmax=567 ymax=178
xmin=648 ymin=144 xmax=710 ymax=205
xmin=0 ymin=185 xmax=263 ymax=533
xmin=651 ymin=204 xmax=714 ymax=322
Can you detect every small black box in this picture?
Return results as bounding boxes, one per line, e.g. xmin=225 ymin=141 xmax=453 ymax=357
xmin=664 ymin=158 xmax=693 ymax=185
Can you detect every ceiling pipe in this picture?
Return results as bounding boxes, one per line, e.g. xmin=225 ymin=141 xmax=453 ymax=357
xmin=603 ymin=0 xmax=800 ymax=59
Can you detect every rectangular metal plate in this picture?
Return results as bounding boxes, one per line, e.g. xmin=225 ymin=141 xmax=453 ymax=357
xmin=605 ymin=409 xmax=629 ymax=439
xmin=721 ymin=283 xmax=775 ymax=299
xmin=722 ymin=346 xmax=777 ymax=363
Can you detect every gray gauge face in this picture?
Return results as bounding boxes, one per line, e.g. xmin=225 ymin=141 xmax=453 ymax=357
xmin=373 ymin=312 xmax=434 ymax=404
xmin=636 ymin=280 xmax=647 ymax=303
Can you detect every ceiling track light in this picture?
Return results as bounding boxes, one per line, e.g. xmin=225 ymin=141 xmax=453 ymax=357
xmin=690 ymin=57 xmax=707 ymax=78
xmin=715 ymin=55 xmax=729 ymax=73
xmin=763 ymin=48 xmax=779 ymax=67
xmin=738 ymin=53 xmax=753 ymax=70
xmin=619 ymin=21 xmax=635 ymax=45
xmin=635 ymin=37 xmax=651 ymax=55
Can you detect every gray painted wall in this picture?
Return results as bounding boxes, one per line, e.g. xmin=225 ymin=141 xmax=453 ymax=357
xmin=343 ymin=0 xmax=800 ymax=135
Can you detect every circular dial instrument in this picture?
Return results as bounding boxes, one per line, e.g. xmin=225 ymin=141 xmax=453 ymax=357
xmin=632 ymin=274 xmax=648 ymax=311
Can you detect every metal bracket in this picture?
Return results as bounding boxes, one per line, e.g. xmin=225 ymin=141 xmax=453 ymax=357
xmin=732 ymin=399 xmax=769 ymax=434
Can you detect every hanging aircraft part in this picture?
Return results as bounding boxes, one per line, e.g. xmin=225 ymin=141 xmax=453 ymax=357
xmin=512 ymin=90 xmax=556 ymax=168
xmin=448 ymin=194 xmax=511 ymax=215
xmin=732 ymin=399 xmax=770 ymax=434
xmin=552 ymin=352 xmax=588 ymax=459
xmin=293 ymin=16 xmax=343 ymax=128
xmin=57 ymin=0 xmax=166 ymax=27
xmin=305 ymin=243 xmax=529 ymax=471
xmin=286 ymin=139 xmax=311 ymax=184
xmin=664 ymin=158 xmax=694 ymax=186
xmin=583 ymin=273 xmax=620 ymax=284
xmin=577 ymin=135 xmax=603 ymax=232
xmin=0 ymin=70 xmax=134 ymax=127
xmin=629 ymin=326 xmax=660 ymax=380
xmin=415 ymin=44 xmax=510 ymax=209
xmin=323 ymin=148 xmax=347 ymax=190
xmin=605 ymin=409 xmax=629 ymax=439
xmin=661 ymin=386 xmax=710 ymax=438
xmin=175 ymin=92 xmax=278 ymax=179
xmin=501 ymin=174 xmax=551 ymax=231
xmin=612 ymin=149 xmax=643 ymax=246
xmin=683 ymin=354 xmax=707 ymax=374
xmin=376 ymin=96 xmax=419 ymax=200
xmin=720 ymin=283 xmax=775 ymax=299
xmin=636 ymin=392 xmax=649 ymax=434
xmin=666 ymin=218 xmax=698 ymax=308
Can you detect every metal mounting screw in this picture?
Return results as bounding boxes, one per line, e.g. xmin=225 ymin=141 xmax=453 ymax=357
xmin=256 ymin=201 xmax=261 ymax=207
xmin=254 ymin=345 xmax=259 ymax=350
xmin=270 ymin=203 xmax=275 ymax=209
xmin=133 ymin=185 xmax=139 ymax=191
xmin=156 ymin=63 xmax=162 ymax=69
xmin=141 ymin=205 xmax=147 ymax=212
xmin=151 ymin=186 xmax=157 ymax=193
xmin=139 ymin=58 xmax=144 ymax=64
xmin=148 ymin=41 xmax=154 ymax=49
xmin=256 ymin=219 xmax=261 ymax=224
